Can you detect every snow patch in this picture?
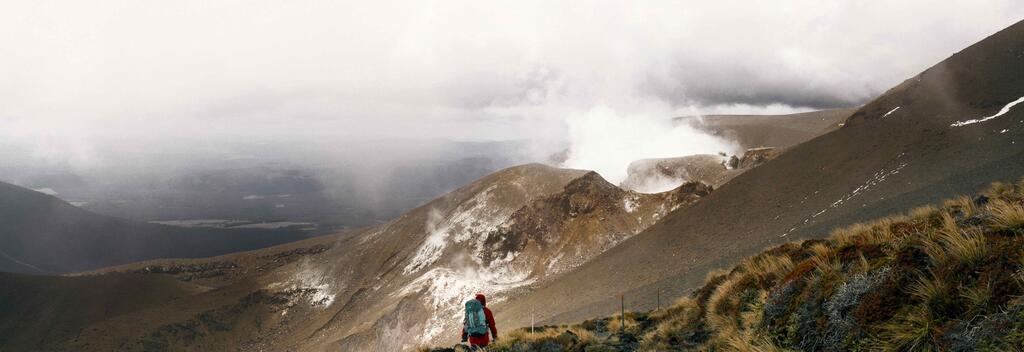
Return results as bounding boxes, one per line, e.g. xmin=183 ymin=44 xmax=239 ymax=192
xmin=623 ymin=194 xmax=639 ymax=213
xmin=951 ymin=96 xmax=1024 ymax=127
xmin=269 ymin=267 xmax=337 ymax=307
xmin=882 ymin=106 xmax=900 ymax=118
xmin=404 ymin=209 xmax=452 ymax=274
xmin=33 ymin=187 xmax=58 ymax=196
xmin=781 ymin=155 xmax=908 ymax=237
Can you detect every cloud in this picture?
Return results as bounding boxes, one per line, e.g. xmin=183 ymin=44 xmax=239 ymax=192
xmin=1 ymin=1 xmax=1023 ymax=174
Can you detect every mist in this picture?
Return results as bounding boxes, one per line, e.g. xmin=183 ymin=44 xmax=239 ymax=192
xmin=3 ymin=1 xmax=1024 ymax=214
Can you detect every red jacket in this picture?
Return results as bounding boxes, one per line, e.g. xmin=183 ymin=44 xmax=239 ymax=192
xmin=461 ymin=294 xmax=498 ymax=346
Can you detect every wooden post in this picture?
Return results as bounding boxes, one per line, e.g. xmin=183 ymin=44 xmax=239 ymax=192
xmin=531 ymin=308 xmax=535 ymax=334
xmin=657 ymin=288 xmax=661 ymax=311
xmin=619 ymin=294 xmax=625 ymax=334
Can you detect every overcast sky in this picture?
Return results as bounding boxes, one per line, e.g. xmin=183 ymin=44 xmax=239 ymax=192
xmin=2 ymin=1 xmax=1023 ymax=171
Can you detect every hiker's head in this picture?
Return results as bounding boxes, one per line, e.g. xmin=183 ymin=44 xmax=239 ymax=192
xmin=475 ymin=293 xmax=486 ymax=306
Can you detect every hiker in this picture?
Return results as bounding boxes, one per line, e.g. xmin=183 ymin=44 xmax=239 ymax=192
xmin=461 ymin=293 xmax=498 ymax=349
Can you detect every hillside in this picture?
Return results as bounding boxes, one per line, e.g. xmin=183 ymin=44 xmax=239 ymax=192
xmin=0 ymin=181 xmax=311 ymax=274
xmin=495 ymin=18 xmax=1024 ymax=330
xmin=685 ymin=108 xmax=855 ymax=150
xmin=0 ymin=163 xmax=715 ymax=351
xmin=427 ymin=179 xmax=1024 ymax=351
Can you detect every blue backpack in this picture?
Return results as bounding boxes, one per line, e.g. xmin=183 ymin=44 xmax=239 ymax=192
xmin=464 ymin=299 xmax=488 ymax=337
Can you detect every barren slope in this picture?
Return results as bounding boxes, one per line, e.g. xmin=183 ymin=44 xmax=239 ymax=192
xmin=686 ymin=108 xmax=856 ymax=150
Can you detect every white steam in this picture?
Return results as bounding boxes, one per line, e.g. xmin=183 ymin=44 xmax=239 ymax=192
xmin=404 ymin=208 xmax=451 ymax=275
xmin=629 ymin=173 xmax=693 ymax=194
xmin=561 ymin=106 xmax=739 ymax=184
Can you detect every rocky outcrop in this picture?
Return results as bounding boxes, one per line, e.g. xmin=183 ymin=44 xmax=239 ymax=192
xmin=621 ymin=148 xmax=778 ymax=192
xmin=737 ymin=147 xmax=778 ymax=169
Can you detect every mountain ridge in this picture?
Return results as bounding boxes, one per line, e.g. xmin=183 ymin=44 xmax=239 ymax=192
xmin=0 ymin=181 xmax=311 ymax=274
xmin=494 ymin=18 xmax=1024 ymax=329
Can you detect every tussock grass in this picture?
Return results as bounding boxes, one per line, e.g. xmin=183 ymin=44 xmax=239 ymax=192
xmin=485 ymin=325 xmax=599 ymax=351
xmin=807 ymin=243 xmax=842 ymax=274
xmin=909 ymin=205 xmax=939 ymax=222
xmin=909 ymin=273 xmax=951 ymax=308
xmin=944 ymin=195 xmax=978 ymax=218
xmin=942 ymin=228 xmax=988 ymax=267
xmin=743 ymin=255 xmax=795 ymax=284
xmin=705 ymin=274 xmax=747 ymax=331
xmin=988 ymin=199 xmax=1024 ymax=233
xmin=984 ymin=181 xmax=1017 ymax=199
xmin=832 ymin=223 xmax=872 ymax=247
xmin=723 ymin=330 xmax=793 ymax=352
xmin=960 ymin=281 xmax=993 ymax=315
xmin=873 ymin=306 xmax=939 ymax=352
xmin=605 ymin=311 xmax=640 ymax=333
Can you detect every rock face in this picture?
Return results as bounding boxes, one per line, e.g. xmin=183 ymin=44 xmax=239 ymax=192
xmin=620 ymin=155 xmax=735 ymax=192
xmin=737 ymin=147 xmax=778 ymax=169
xmin=489 ymin=172 xmax=711 ymax=277
xmin=620 ymin=147 xmax=780 ymax=193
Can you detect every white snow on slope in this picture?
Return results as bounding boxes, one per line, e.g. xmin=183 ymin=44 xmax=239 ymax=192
xmin=33 ymin=187 xmax=58 ymax=196
xmin=951 ymin=96 xmax=1024 ymax=127
xmin=623 ymin=194 xmax=639 ymax=213
xmin=400 ymin=263 xmax=532 ymax=343
xmin=882 ymin=106 xmax=900 ymax=118
xmin=780 ymin=155 xmax=908 ymax=237
xmin=269 ymin=266 xmax=337 ymax=307
xmin=404 ymin=185 xmax=519 ymax=275
xmin=404 ymin=209 xmax=453 ymax=274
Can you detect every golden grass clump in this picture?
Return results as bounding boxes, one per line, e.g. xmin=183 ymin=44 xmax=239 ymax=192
xmin=806 ymin=243 xmax=841 ymax=274
xmin=642 ymin=298 xmax=701 ymax=348
xmin=873 ymin=306 xmax=940 ymax=352
xmin=984 ymin=181 xmax=1018 ymax=199
xmin=722 ymin=329 xmax=792 ymax=352
xmin=486 ymin=325 xmax=599 ymax=350
xmin=831 ymin=223 xmax=872 ymax=246
xmin=605 ymin=311 xmax=640 ymax=334
xmin=908 ymin=205 xmax=939 ymax=222
xmin=960 ymin=281 xmax=993 ymax=315
xmin=743 ymin=255 xmax=795 ymax=285
xmin=942 ymin=228 xmax=988 ymax=267
xmin=705 ymin=274 xmax=748 ymax=332
xmin=987 ymin=199 xmax=1024 ymax=233
xmin=939 ymin=211 xmax=960 ymax=236
xmin=944 ymin=195 xmax=978 ymax=218
xmin=909 ymin=273 xmax=951 ymax=309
